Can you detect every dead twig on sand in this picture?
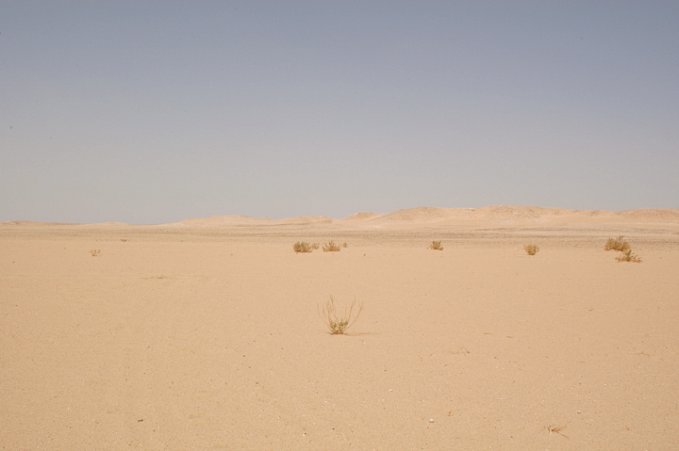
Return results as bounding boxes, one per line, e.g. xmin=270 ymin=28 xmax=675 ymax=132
xmin=547 ymin=424 xmax=569 ymax=439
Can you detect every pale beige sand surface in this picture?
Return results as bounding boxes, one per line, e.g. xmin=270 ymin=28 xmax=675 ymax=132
xmin=2 ymin=207 xmax=679 ymax=450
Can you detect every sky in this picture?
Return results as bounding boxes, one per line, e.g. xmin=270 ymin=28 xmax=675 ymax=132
xmin=1 ymin=1 xmax=678 ymax=224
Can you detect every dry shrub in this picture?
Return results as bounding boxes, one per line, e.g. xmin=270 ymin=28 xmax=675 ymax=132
xmin=605 ymin=236 xmax=630 ymax=252
xmin=321 ymin=296 xmax=362 ymax=335
xmin=90 ymin=249 xmax=101 ymax=257
xmin=616 ymin=249 xmax=641 ymax=263
xmin=523 ymin=244 xmax=539 ymax=256
xmin=429 ymin=240 xmax=443 ymax=251
xmin=311 ymin=242 xmax=320 ymax=250
xmin=342 ymin=242 xmax=348 ymax=248
xmin=293 ymin=241 xmax=313 ymax=253
xmin=322 ymin=241 xmax=341 ymax=252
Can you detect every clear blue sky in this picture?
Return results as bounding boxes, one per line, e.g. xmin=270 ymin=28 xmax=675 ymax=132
xmin=2 ymin=1 xmax=678 ymax=223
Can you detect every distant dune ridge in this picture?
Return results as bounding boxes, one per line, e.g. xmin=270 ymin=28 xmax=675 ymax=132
xmin=165 ymin=206 xmax=679 ymax=228
xmin=2 ymin=206 xmax=678 ymax=228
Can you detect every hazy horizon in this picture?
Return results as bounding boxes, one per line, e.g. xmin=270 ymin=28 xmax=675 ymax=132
xmin=4 ymin=203 xmax=679 ymax=226
xmin=3 ymin=1 xmax=678 ymax=224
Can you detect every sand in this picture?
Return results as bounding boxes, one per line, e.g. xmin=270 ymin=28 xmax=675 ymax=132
xmin=1 ymin=206 xmax=679 ymax=450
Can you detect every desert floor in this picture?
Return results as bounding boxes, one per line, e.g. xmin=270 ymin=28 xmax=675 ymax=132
xmin=2 ymin=208 xmax=679 ymax=450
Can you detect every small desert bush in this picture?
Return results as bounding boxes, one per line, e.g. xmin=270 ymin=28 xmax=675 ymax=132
xmin=604 ymin=236 xmax=630 ymax=252
xmin=322 ymin=241 xmax=341 ymax=252
xmin=311 ymin=242 xmax=320 ymax=250
xmin=321 ymin=296 xmax=363 ymax=335
xmin=342 ymin=242 xmax=348 ymax=248
xmin=429 ymin=240 xmax=443 ymax=251
xmin=523 ymin=244 xmax=539 ymax=256
xmin=616 ymin=249 xmax=642 ymax=263
xmin=293 ymin=241 xmax=313 ymax=253
xmin=90 ymin=249 xmax=101 ymax=257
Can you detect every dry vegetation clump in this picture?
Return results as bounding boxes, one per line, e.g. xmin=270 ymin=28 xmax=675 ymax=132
xmin=89 ymin=249 xmax=101 ymax=257
xmin=604 ymin=236 xmax=631 ymax=252
xmin=311 ymin=242 xmax=320 ymax=250
xmin=604 ymin=236 xmax=641 ymax=262
xmin=523 ymin=244 xmax=540 ymax=256
xmin=616 ymin=249 xmax=642 ymax=263
xmin=322 ymin=241 xmax=341 ymax=252
xmin=342 ymin=242 xmax=348 ymax=248
xmin=429 ymin=240 xmax=444 ymax=251
xmin=293 ymin=241 xmax=313 ymax=253
xmin=321 ymin=296 xmax=363 ymax=335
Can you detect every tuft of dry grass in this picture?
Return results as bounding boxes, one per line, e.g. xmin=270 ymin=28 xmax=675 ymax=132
xmin=293 ymin=241 xmax=313 ymax=253
xmin=322 ymin=241 xmax=341 ymax=252
xmin=604 ymin=236 xmax=631 ymax=252
xmin=321 ymin=296 xmax=363 ymax=335
xmin=89 ymin=249 xmax=101 ymax=257
xmin=523 ymin=244 xmax=539 ymax=256
xmin=429 ymin=240 xmax=444 ymax=251
xmin=342 ymin=242 xmax=348 ymax=248
xmin=616 ymin=249 xmax=642 ymax=263
xmin=311 ymin=242 xmax=320 ymax=250
xmin=604 ymin=236 xmax=641 ymax=262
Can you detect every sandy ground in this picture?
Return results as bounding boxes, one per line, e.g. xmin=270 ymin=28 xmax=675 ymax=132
xmin=2 ymin=207 xmax=679 ymax=450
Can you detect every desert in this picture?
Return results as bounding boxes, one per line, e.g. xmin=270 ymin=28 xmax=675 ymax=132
xmin=2 ymin=206 xmax=678 ymax=450
xmin=4 ymin=1 xmax=679 ymax=448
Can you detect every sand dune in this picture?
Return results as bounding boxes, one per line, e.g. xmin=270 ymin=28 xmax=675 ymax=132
xmin=617 ymin=208 xmax=679 ymax=221
xmin=370 ymin=206 xmax=460 ymax=223
xmin=343 ymin=211 xmax=380 ymax=221
xmin=275 ymin=215 xmax=335 ymax=226
xmin=365 ymin=205 xmax=679 ymax=225
xmin=165 ymin=206 xmax=679 ymax=229
xmin=179 ymin=215 xmax=273 ymax=227
xmin=173 ymin=206 xmax=679 ymax=227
